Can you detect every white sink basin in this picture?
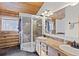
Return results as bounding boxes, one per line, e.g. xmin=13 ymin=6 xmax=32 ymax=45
xmin=59 ymin=45 xmax=79 ymax=56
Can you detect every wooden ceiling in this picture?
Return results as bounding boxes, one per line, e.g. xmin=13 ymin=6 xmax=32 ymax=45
xmin=50 ymin=8 xmax=65 ymax=20
xmin=0 ymin=2 xmax=44 ymax=16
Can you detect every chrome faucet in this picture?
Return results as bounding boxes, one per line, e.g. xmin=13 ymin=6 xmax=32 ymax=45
xmin=72 ymin=40 xmax=79 ymax=49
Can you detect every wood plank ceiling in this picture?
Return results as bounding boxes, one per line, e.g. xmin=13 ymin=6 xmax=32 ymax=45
xmin=0 ymin=2 xmax=44 ymax=16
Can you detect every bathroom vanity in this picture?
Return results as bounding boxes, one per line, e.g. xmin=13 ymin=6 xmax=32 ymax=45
xmin=35 ymin=36 xmax=79 ymax=56
xmin=35 ymin=37 xmax=67 ymax=56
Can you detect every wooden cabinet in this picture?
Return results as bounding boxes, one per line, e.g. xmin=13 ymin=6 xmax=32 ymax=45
xmin=40 ymin=42 xmax=48 ymax=56
xmin=36 ymin=39 xmax=48 ymax=56
xmin=36 ymin=39 xmax=66 ymax=56
xmin=0 ymin=31 xmax=19 ymax=48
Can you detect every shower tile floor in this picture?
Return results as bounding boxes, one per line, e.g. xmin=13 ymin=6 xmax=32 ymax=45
xmin=1 ymin=47 xmax=38 ymax=56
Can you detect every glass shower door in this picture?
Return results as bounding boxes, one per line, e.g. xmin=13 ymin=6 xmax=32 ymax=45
xmin=20 ymin=14 xmax=42 ymax=52
xmin=22 ymin=16 xmax=31 ymax=44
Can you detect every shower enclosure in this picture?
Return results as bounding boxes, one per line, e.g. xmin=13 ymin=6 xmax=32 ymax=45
xmin=19 ymin=13 xmax=42 ymax=52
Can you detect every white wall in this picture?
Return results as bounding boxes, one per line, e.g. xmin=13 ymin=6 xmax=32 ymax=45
xmin=65 ymin=3 xmax=79 ymax=41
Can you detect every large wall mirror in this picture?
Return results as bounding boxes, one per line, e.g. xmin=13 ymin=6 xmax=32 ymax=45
xmin=44 ymin=8 xmax=65 ymax=39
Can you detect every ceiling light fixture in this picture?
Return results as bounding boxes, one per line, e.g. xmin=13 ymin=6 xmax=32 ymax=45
xmin=41 ymin=10 xmax=53 ymax=17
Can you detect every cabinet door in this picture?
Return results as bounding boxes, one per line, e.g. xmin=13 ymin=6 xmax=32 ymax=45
xmin=40 ymin=50 xmax=47 ymax=56
xmin=48 ymin=46 xmax=58 ymax=56
xmin=40 ymin=42 xmax=47 ymax=56
xmin=36 ymin=39 xmax=41 ymax=55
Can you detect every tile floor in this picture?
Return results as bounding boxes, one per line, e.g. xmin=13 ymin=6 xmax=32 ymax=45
xmin=0 ymin=47 xmax=38 ymax=56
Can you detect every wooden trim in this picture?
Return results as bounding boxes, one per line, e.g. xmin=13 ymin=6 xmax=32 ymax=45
xmin=0 ymin=31 xmax=19 ymax=48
